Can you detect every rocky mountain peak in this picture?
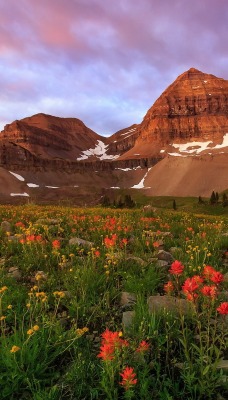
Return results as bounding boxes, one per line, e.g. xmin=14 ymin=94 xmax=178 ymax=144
xmin=118 ymin=68 xmax=228 ymax=159
xmin=0 ymin=68 xmax=227 ymax=202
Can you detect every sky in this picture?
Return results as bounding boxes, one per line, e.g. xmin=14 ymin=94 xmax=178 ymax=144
xmin=0 ymin=0 xmax=227 ymax=136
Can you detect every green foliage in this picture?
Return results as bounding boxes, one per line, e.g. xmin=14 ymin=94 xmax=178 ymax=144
xmin=0 ymin=205 xmax=227 ymax=398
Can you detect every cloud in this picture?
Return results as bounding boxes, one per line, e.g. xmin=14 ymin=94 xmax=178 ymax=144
xmin=0 ymin=0 xmax=227 ymax=135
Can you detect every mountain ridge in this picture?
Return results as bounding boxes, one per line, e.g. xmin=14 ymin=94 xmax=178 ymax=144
xmin=0 ymin=67 xmax=227 ymax=202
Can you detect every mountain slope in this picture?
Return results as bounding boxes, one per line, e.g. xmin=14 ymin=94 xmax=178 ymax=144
xmin=0 ymin=68 xmax=227 ymax=202
xmin=119 ymin=67 xmax=228 ymax=159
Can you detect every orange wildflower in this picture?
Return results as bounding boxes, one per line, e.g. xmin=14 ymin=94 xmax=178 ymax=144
xmin=120 ymin=366 xmax=137 ymax=390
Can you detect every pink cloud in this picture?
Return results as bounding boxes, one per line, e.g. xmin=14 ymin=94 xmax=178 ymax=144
xmin=0 ymin=0 xmax=227 ymax=134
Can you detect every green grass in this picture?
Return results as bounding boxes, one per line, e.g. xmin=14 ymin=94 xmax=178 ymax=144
xmin=0 ymin=205 xmax=227 ymax=399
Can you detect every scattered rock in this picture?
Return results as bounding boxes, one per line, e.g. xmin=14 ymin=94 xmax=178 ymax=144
xmin=0 ymin=258 xmax=6 ymax=267
xmin=7 ymin=267 xmax=22 ymax=281
xmin=156 ymin=260 xmax=169 ymax=268
xmin=126 ymin=256 xmax=146 ymax=266
xmin=1 ymin=221 xmax=12 ymax=234
xmin=122 ymin=311 xmax=135 ymax=329
xmin=143 ymin=205 xmax=157 ymax=213
xmin=147 ymin=295 xmax=193 ymax=315
xmin=157 ymin=250 xmax=174 ymax=263
xmin=30 ymin=271 xmax=48 ymax=283
xmin=35 ymin=219 xmax=61 ymax=225
xmin=120 ymin=292 xmax=137 ymax=310
xmin=69 ymin=237 xmax=94 ymax=247
xmin=7 ymin=235 xmax=20 ymax=243
xmin=216 ymin=359 xmax=228 ymax=370
xmin=223 ymin=272 xmax=228 ymax=283
xmin=169 ymin=247 xmax=181 ymax=255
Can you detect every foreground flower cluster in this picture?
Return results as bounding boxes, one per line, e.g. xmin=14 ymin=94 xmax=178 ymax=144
xmin=165 ymin=260 xmax=228 ymax=313
xmin=0 ymin=204 xmax=227 ymax=399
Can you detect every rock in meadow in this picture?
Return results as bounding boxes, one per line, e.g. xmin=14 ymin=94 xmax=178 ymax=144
xmin=120 ymin=292 xmax=137 ymax=310
xmin=147 ymin=295 xmax=193 ymax=315
xmin=7 ymin=267 xmax=22 ymax=281
xmin=69 ymin=237 xmax=94 ymax=247
xmin=1 ymin=221 xmax=12 ymax=234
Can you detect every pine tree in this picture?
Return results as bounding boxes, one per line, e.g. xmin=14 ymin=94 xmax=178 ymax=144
xmin=173 ymin=199 xmax=177 ymax=210
xmin=210 ymin=191 xmax=216 ymax=205
xmin=215 ymin=192 xmax=219 ymax=203
xmin=117 ymin=196 xmax=124 ymax=208
xmin=101 ymin=195 xmax=110 ymax=207
xmin=222 ymin=193 xmax=228 ymax=207
xmin=124 ymin=194 xmax=135 ymax=208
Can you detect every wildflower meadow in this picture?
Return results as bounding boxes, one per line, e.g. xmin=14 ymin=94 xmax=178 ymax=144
xmin=0 ymin=204 xmax=227 ymax=399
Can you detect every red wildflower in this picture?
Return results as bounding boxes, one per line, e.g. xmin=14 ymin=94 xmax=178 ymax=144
xmin=186 ymin=292 xmax=198 ymax=302
xmin=182 ymin=277 xmax=199 ymax=295
xmin=120 ymin=366 xmax=137 ymax=390
xmin=203 ymin=265 xmax=216 ymax=279
xmin=201 ymin=285 xmax=217 ymax=298
xmin=35 ymin=235 xmax=43 ymax=242
xmin=101 ymin=329 xmax=120 ymax=344
xmin=136 ymin=340 xmax=150 ymax=353
xmin=15 ymin=221 xmax=25 ymax=228
xmin=52 ymin=240 xmax=61 ymax=249
xmin=169 ymin=260 xmax=184 ymax=276
xmin=164 ymin=281 xmax=174 ymax=295
xmin=97 ymin=343 xmax=115 ymax=361
xmin=94 ymin=250 xmax=100 ymax=257
xmin=153 ymin=241 xmax=160 ymax=248
xmin=121 ymin=238 xmax=128 ymax=245
xmin=104 ymin=235 xmax=117 ymax=248
xmin=217 ymin=302 xmax=228 ymax=315
xmin=26 ymin=235 xmax=35 ymax=242
xmin=210 ymin=271 xmax=224 ymax=284
xmin=192 ymin=275 xmax=204 ymax=285
xmin=100 ymin=329 xmax=129 ymax=349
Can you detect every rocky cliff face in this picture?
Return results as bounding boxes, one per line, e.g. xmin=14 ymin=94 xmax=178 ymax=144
xmin=0 ymin=68 xmax=228 ymax=202
xmin=1 ymin=113 xmax=104 ymax=161
xmin=119 ymin=68 xmax=228 ymax=159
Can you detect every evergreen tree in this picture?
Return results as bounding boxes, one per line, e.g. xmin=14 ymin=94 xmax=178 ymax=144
xmin=173 ymin=199 xmax=177 ymax=210
xmin=101 ymin=195 xmax=110 ymax=207
xmin=117 ymin=196 xmax=124 ymax=208
xmin=198 ymin=196 xmax=203 ymax=204
xmin=222 ymin=193 xmax=228 ymax=207
xmin=124 ymin=194 xmax=135 ymax=208
xmin=210 ymin=191 xmax=216 ymax=205
xmin=215 ymin=192 xmax=219 ymax=203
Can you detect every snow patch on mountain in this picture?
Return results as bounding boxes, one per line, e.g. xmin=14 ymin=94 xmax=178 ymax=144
xmin=9 ymin=171 xmax=25 ymax=181
xmin=27 ymin=183 xmax=39 ymax=187
xmin=10 ymin=192 xmax=29 ymax=197
xmin=77 ymin=140 xmax=119 ymax=161
xmin=131 ymin=168 xmax=152 ymax=189
xmin=115 ymin=166 xmax=142 ymax=171
xmin=168 ymin=134 xmax=228 ymax=156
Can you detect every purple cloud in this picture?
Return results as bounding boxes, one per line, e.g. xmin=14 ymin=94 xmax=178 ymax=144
xmin=0 ymin=0 xmax=227 ymax=135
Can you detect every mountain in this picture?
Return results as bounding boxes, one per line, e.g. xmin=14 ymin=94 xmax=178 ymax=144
xmin=118 ymin=67 xmax=228 ymax=159
xmin=0 ymin=68 xmax=227 ymax=203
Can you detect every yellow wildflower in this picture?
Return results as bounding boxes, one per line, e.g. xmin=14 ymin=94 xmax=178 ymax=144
xmin=10 ymin=345 xmax=20 ymax=353
xmin=33 ymin=325 xmax=39 ymax=331
xmin=27 ymin=329 xmax=34 ymax=335
xmin=0 ymin=286 xmax=8 ymax=294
